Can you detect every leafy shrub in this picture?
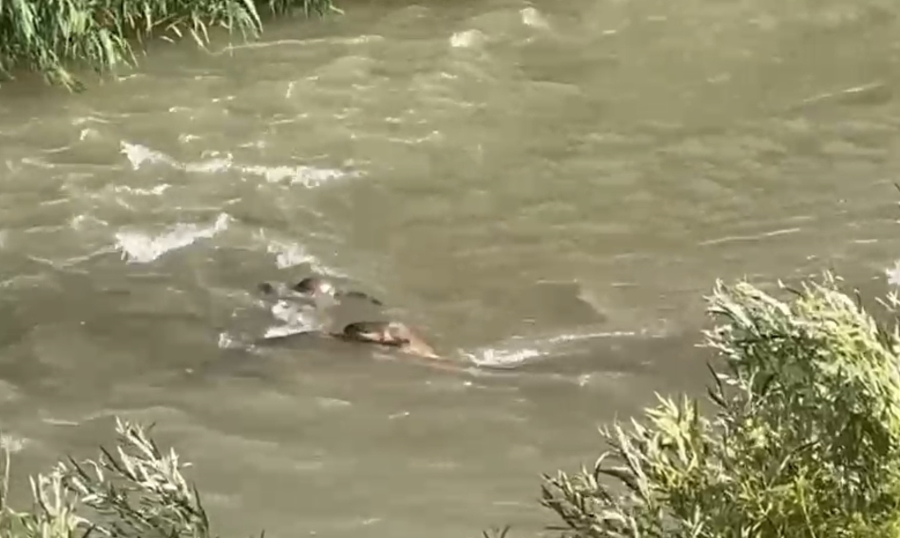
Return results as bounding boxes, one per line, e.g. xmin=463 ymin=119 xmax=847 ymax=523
xmin=0 ymin=418 xmax=220 ymax=538
xmin=539 ymin=274 xmax=900 ymax=537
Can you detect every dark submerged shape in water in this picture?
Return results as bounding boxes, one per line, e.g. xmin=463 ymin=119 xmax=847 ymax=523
xmin=256 ymin=277 xmax=438 ymax=358
xmin=258 ymin=277 xmax=382 ymax=306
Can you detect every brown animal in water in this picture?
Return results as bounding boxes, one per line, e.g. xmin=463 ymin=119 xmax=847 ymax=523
xmin=255 ymin=279 xmax=438 ymax=359
xmin=256 ymin=320 xmax=440 ymax=360
xmin=331 ymin=321 xmax=440 ymax=360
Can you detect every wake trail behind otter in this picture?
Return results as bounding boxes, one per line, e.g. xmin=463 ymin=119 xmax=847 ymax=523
xmin=459 ymin=326 xmax=665 ymax=369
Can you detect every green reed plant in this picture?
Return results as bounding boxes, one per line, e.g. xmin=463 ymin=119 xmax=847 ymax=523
xmin=0 ymin=417 xmax=226 ymax=538
xmin=538 ymin=273 xmax=900 ymax=537
xmin=0 ymin=0 xmax=338 ymax=91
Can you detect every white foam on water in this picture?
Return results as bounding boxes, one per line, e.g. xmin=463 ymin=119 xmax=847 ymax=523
xmin=120 ymin=141 xmax=178 ymax=169
xmin=265 ymin=240 xmax=317 ymax=270
xmin=461 ymin=347 xmax=545 ymax=368
xmin=119 ymin=140 xmax=353 ymax=188
xmin=269 ymin=300 xmax=318 ymax=327
xmin=217 ymin=331 xmax=242 ymax=350
xmin=241 ymin=163 xmax=350 ymax=187
xmin=185 ymin=152 xmax=233 ymax=174
xmin=261 ymin=236 xmax=350 ymax=278
xmin=520 ymin=7 xmax=549 ymax=29
xmin=79 ymin=127 xmax=101 ymax=141
xmin=113 ymin=184 xmax=171 ymax=196
xmin=262 ymin=324 xmax=314 ymax=339
xmin=261 ymin=299 xmax=333 ymax=341
xmin=450 ymin=29 xmax=486 ymax=49
xmin=544 ymin=328 xmax=640 ymax=344
xmin=114 ymin=213 xmax=230 ymax=264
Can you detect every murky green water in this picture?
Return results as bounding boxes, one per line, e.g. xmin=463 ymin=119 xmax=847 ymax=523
xmin=2 ymin=0 xmax=900 ymax=536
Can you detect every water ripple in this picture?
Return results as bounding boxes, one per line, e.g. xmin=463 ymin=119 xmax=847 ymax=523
xmin=114 ymin=213 xmax=231 ymax=263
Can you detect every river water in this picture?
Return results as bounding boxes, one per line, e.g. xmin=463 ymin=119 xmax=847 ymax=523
xmin=1 ymin=0 xmax=900 ymax=536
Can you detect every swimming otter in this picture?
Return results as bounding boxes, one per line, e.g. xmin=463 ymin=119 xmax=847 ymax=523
xmin=332 ymin=321 xmax=440 ymax=359
xmin=258 ymin=277 xmax=382 ymax=306
xmin=259 ymin=320 xmax=439 ymax=360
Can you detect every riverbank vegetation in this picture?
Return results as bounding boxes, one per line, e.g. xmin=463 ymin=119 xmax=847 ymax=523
xmin=540 ymin=273 xmax=900 ymax=537
xmin=0 ymin=418 xmax=218 ymax=538
xmin=0 ymin=0 xmax=338 ymax=91
xmin=3 ymin=273 xmax=900 ymax=537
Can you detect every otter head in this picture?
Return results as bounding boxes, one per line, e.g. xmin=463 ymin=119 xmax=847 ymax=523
xmin=293 ymin=277 xmax=337 ymax=298
xmin=340 ymin=321 xmax=440 ymax=359
xmin=258 ymin=282 xmax=277 ymax=295
xmin=342 ymin=321 xmax=409 ymax=347
xmin=258 ymin=281 xmax=296 ymax=298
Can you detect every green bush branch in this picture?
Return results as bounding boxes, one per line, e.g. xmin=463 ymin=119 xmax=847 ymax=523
xmin=0 ymin=417 xmax=225 ymax=538
xmin=538 ymin=273 xmax=900 ymax=537
xmin=0 ymin=0 xmax=339 ymax=91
